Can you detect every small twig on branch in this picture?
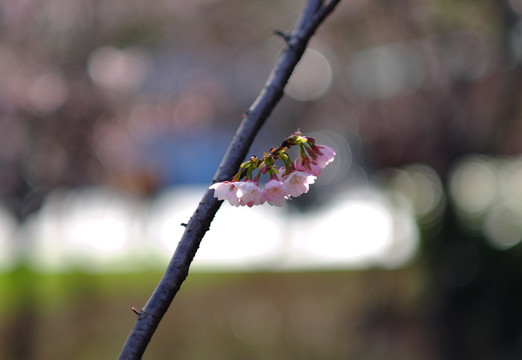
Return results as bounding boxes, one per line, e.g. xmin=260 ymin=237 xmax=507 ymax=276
xmin=118 ymin=1 xmax=341 ymax=359
xmin=274 ymin=30 xmax=291 ymax=42
xmin=131 ymin=307 xmax=141 ymax=316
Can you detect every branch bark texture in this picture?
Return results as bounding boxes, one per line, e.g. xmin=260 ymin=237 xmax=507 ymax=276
xmin=118 ymin=1 xmax=341 ymax=358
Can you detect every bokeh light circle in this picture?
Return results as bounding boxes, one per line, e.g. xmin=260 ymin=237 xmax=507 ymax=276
xmin=285 ymin=48 xmax=333 ymax=101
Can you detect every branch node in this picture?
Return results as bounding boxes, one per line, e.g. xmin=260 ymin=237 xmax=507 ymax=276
xmin=274 ymin=29 xmax=291 ymax=42
xmin=131 ymin=307 xmax=141 ymax=316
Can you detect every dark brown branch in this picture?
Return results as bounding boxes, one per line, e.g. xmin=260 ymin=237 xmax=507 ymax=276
xmin=118 ymin=1 xmax=341 ymax=358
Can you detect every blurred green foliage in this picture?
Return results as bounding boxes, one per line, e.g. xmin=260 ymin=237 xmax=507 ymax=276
xmin=1 ymin=268 xmax=428 ymax=359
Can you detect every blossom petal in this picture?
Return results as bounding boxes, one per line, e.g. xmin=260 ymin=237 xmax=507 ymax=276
xmin=284 ymin=171 xmax=316 ymax=197
xmin=236 ymin=180 xmax=265 ymax=207
xmin=313 ymin=144 xmax=336 ymax=168
xmin=209 ymin=181 xmax=240 ymax=206
xmin=263 ymin=179 xmax=286 ymax=206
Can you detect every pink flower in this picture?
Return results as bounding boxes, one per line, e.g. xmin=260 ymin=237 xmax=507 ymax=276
xmin=210 ymin=133 xmax=335 ymax=207
xmin=312 ymin=144 xmax=336 ymax=168
xmin=209 ymin=181 xmax=240 ymax=206
xmin=294 ymin=155 xmax=322 ymax=176
xmin=283 ymin=171 xmax=316 ymax=197
xmin=236 ymin=180 xmax=265 ymax=207
xmin=263 ymin=178 xmax=287 ymax=206
xmin=276 ymin=166 xmax=291 ymax=181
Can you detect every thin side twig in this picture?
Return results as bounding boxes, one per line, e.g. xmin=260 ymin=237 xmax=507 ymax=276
xmin=118 ymin=1 xmax=341 ymax=358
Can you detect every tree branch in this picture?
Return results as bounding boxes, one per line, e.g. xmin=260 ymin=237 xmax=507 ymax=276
xmin=118 ymin=1 xmax=341 ymax=358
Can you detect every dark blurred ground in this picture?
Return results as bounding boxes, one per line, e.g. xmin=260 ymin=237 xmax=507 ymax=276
xmin=2 ymin=0 xmax=522 ymax=358
xmin=1 ymin=269 xmax=430 ymax=360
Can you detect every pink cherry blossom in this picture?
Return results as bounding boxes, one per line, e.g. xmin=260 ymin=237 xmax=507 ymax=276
xmin=236 ymin=180 xmax=265 ymax=207
xmin=283 ymin=170 xmax=316 ymax=197
xmin=209 ymin=181 xmax=240 ymax=206
xmin=209 ymin=132 xmax=337 ymax=207
xmin=263 ymin=178 xmax=286 ymax=206
xmin=312 ymin=144 xmax=336 ymax=168
xmin=294 ymin=155 xmax=322 ymax=176
xmin=276 ymin=166 xmax=291 ymax=181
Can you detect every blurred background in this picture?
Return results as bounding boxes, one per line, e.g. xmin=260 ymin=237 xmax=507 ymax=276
xmin=1 ymin=0 xmax=522 ymax=358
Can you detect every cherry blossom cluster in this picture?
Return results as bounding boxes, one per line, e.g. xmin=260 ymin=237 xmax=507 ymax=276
xmin=209 ymin=131 xmax=336 ymax=207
